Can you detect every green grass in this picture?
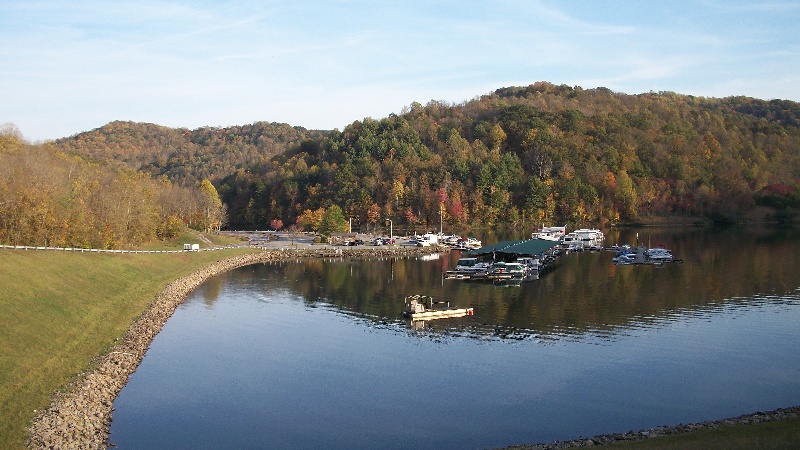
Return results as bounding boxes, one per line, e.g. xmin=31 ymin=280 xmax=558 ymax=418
xmin=604 ymin=416 xmax=800 ymax=449
xmin=0 ymin=245 xmax=254 ymax=449
xmin=134 ymin=230 xmax=246 ymax=250
xmin=2 ymin=237 xmax=798 ymax=449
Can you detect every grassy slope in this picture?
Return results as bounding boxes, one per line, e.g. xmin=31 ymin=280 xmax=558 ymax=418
xmin=605 ymin=416 xmax=800 ymax=449
xmin=0 ymin=242 xmax=252 ymax=449
xmin=2 ymin=234 xmax=798 ymax=449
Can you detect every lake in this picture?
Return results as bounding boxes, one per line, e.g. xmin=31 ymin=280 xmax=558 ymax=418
xmin=108 ymin=226 xmax=800 ymax=449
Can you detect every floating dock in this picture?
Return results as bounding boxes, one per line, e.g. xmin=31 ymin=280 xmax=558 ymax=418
xmin=403 ymin=295 xmax=474 ymax=321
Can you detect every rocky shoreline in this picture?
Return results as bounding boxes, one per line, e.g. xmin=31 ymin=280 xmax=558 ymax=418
xmin=25 ymin=246 xmax=799 ymax=449
xmin=26 ymin=247 xmax=440 ymax=449
xmin=505 ymin=406 xmax=800 ymax=449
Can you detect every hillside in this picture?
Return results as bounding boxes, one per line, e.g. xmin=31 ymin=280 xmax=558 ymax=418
xmin=51 ymin=83 xmax=800 ymax=230
xmin=53 ymin=121 xmax=328 ymax=186
xmin=0 ymin=132 xmax=226 ymax=248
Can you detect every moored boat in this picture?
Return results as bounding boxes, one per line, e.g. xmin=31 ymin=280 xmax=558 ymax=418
xmin=445 ymin=257 xmax=491 ymax=279
xmin=532 ymin=225 xmax=566 ymax=241
xmin=646 ymin=247 xmax=673 ymax=262
xmin=562 ymin=228 xmax=605 ymax=251
xmin=455 ymin=237 xmax=482 ymax=250
xmin=486 ymin=261 xmax=527 ymax=281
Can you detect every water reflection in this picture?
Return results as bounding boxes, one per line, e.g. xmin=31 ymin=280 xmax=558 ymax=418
xmin=109 ymin=226 xmax=800 ymax=449
xmin=249 ymin=226 xmax=800 ymax=343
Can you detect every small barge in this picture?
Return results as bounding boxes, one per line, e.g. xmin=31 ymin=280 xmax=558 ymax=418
xmin=403 ymin=295 xmax=474 ymax=320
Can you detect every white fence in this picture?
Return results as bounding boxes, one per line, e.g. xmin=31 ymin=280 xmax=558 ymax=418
xmin=0 ymin=244 xmax=248 ymax=254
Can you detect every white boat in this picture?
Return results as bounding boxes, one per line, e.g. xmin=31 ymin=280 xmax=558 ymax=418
xmin=612 ymin=253 xmax=637 ymax=264
xmin=515 ymin=256 xmax=541 ymax=272
xmin=646 ymin=247 xmax=673 ymax=262
xmin=416 ymin=233 xmax=439 ymax=246
xmin=455 ymin=237 xmax=482 ymax=250
xmin=441 ymin=235 xmax=463 ymax=246
xmin=447 ymin=257 xmax=491 ymax=277
xmin=532 ymin=225 xmax=566 ymax=241
xmin=486 ymin=261 xmax=526 ymax=279
xmin=403 ymin=295 xmax=473 ymax=320
xmin=562 ymin=228 xmax=604 ymax=251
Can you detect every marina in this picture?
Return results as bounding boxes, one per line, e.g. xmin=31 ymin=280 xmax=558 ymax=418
xmin=107 ymin=225 xmax=800 ymax=449
xmin=444 ymin=226 xmax=686 ymax=285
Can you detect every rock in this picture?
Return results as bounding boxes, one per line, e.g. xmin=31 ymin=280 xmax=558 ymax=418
xmin=26 ymin=246 xmax=444 ymax=449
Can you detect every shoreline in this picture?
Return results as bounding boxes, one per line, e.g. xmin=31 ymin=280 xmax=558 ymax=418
xmin=25 ymin=246 xmax=799 ymax=448
xmin=26 ymin=247 xmax=441 ymax=449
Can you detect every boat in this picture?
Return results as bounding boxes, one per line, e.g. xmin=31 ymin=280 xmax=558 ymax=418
xmin=455 ymin=237 xmax=482 ymax=250
xmin=561 ymin=228 xmax=604 ymax=251
xmin=514 ymin=256 xmax=542 ymax=273
xmin=646 ymin=247 xmax=673 ymax=262
xmin=414 ymin=233 xmax=439 ymax=247
xmin=612 ymin=253 xmax=637 ymax=265
xmin=445 ymin=257 xmax=491 ymax=279
xmin=403 ymin=295 xmax=474 ymax=320
xmin=532 ymin=225 xmax=566 ymax=241
xmin=441 ymin=234 xmax=463 ymax=247
xmin=611 ymin=245 xmax=682 ymax=265
xmin=486 ymin=261 xmax=527 ymax=281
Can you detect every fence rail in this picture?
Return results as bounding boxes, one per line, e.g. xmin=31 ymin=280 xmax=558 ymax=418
xmin=0 ymin=244 xmax=248 ymax=254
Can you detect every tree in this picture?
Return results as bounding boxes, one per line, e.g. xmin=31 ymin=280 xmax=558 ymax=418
xmin=296 ymin=208 xmax=325 ymax=232
xmin=199 ymin=179 xmax=224 ymax=232
xmin=270 ymin=219 xmax=283 ymax=230
xmin=448 ymin=192 xmax=465 ymax=223
xmin=614 ymin=170 xmax=638 ymax=220
xmin=366 ymin=203 xmax=381 ymax=231
xmin=318 ymin=205 xmax=347 ymax=237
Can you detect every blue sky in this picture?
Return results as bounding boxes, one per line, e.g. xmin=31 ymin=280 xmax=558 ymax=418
xmin=2 ymin=0 xmax=799 ymax=141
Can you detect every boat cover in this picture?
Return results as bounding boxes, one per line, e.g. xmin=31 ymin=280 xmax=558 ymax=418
xmin=467 ymin=238 xmax=560 ymax=257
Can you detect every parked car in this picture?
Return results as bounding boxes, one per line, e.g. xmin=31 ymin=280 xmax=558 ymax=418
xmin=346 ymin=239 xmax=363 ymax=246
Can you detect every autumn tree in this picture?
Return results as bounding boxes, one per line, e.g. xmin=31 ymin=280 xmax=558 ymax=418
xmin=198 ymin=179 xmax=225 ymax=232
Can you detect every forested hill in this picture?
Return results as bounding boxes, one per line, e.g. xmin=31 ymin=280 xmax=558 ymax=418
xmin=53 ymin=121 xmax=328 ymax=186
xmin=53 ymin=82 xmax=800 ymax=230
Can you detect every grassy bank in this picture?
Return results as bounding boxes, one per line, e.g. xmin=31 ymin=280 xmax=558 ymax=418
xmin=604 ymin=415 xmax=800 ymax=449
xmin=0 ymin=245 xmax=254 ymax=449
xmin=3 ymin=239 xmax=798 ymax=449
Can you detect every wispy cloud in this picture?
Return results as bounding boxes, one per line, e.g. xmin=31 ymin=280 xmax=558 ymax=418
xmin=1 ymin=0 xmax=799 ymax=141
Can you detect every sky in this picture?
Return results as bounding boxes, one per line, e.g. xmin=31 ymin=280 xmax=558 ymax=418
xmin=1 ymin=0 xmax=799 ymax=142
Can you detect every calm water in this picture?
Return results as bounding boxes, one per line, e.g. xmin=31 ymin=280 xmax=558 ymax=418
xmin=109 ymin=227 xmax=800 ymax=449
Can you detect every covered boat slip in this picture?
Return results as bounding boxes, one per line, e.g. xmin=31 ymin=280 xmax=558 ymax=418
xmin=466 ymin=238 xmax=562 ymax=259
xmin=444 ymin=238 xmax=562 ymax=283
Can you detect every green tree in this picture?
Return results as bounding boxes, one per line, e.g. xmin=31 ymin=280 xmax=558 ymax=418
xmin=615 ymin=170 xmax=638 ymax=220
xmin=318 ymin=205 xmax=347 ymax=237
xmin=199 ymin=179 xmax=225 ymax=232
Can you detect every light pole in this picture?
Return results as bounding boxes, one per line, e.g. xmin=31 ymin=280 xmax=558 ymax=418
xmin=386 ymin=219 xmax=393 ymax=242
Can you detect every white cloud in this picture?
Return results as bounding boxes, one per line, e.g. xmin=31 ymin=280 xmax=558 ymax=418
xmin=1 ymin=0 xmax=799 ymax=141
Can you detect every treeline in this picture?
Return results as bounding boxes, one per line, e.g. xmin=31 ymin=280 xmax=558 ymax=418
xmin=52 ymin=82 xmax=800 ymax=232
xmin=54 ymin=120 xmax=327 ymax=185
xmin=215 ymin=83 xmax=800 ymax=230
xmin=0 ymin=125 xmax=225 ymax=248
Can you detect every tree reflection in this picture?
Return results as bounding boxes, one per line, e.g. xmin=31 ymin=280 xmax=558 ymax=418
xmin=235 ymin=226 xmax=800 ymax=341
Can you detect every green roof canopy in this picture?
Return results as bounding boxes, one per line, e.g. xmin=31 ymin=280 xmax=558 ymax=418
xmin=467 ymin=238 xmax=560 ymax=257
